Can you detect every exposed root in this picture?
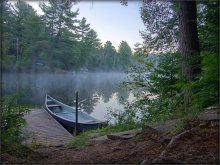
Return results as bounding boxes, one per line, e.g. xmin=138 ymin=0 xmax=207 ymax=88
xmin=152 ymin=126 xmax=198 ymax=164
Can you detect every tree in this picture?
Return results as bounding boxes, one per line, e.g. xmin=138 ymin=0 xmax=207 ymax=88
xmin=102 ymin=41 xmax=117 ymax=70
xmin=39 ymin=0 xmax=79 ymax=41
xmin=20 ymin=8 xmax=46 ymax=70
xmin=198 ymin=1 xmax=219 ymax=53
xmin=1 ymin=0 xmax=17 ymax=71
xmin=4 ymin=0 xmax=43 ymax=71
xmin=179 ymin=1 xmax=201 ymax=111
xmin=84 ymin=29 xmax=102 ymax=69
xmin=76 ymin=17 xmax=90 ymax=41
xmin=139 ymin=0 xmax=202 ymax=112
xmin=84 ymin=29 xmax=101 ymax=49
xmin=195 ymin=1 xmax=219 ymax=108
xmin=118 ymin=41 xmax=132 ymax=70
xmin=140 ymin=0 xmax=179 ymax=53
xmin=78 ymin=29 xmax=101 ymax=68
xmin=39 ymin=0 xmax=81 ymax=70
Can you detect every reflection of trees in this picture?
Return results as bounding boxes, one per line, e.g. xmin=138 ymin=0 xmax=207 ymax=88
xmin=95 ymin=75 xmax=130 ymax=103
xmin=80 ymin=96 xmax=99 ymax=114
xmin=116 ymin=87 xmax=129 ymax=105
xmin=76 ymin=89 xmax=97 ymax=114
xmin=2 ymin=72 xmax=130 ymax=114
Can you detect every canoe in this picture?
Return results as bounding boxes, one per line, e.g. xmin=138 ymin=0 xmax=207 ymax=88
xmin=44 ymin=95 xmax=103 ymax=132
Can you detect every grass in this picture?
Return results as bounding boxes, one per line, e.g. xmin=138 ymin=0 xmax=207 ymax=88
xmin=67 ymin=122 xmax=142 ymax=148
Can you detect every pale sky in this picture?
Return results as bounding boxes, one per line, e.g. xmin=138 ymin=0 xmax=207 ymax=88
xmin=9 ymin=1 xmax=145 ymax=50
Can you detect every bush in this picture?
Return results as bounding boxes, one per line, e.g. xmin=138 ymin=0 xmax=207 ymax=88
xmin=1 ymin=94 xmax=29 ymax=152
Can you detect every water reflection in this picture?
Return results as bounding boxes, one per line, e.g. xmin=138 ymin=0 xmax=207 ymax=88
xmin=2 ymin=72 xmax=132 ymax=120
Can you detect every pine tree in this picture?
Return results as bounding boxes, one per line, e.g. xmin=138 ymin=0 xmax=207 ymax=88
xmin=118 ymin=41 xmax=132 ymax=70
xmin=76 ymin=17 xmax=90 ymax=41
xmin=39 ymin=0 xmax=79 ymax=42
xmin=80 ymin=29 xmax=101 ymax=68
xmin=103 ymin=41 xmax=117 ymax=70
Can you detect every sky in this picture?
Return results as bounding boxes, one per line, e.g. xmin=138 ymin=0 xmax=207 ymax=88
xmin=10 ymin=1 xmax=145 ymax=50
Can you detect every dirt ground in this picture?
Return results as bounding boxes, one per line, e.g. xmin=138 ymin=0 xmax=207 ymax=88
xmin=1 ymin=120 xmax=219 ymax=164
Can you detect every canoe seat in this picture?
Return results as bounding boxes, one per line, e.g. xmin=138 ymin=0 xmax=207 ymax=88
xmin=47 ymin=104 xmax=61 ymax=107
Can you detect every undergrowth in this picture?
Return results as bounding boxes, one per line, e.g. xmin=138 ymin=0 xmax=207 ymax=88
xmin=1 ymin=94 xmax=30 ymax=153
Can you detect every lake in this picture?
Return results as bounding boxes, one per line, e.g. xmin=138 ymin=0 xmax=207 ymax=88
xmin=2 ymin=72 xmax=134 ymax=122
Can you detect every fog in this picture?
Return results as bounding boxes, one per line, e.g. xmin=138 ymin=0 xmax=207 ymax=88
xmin=2 ymin=72 xmax=133 ymax=121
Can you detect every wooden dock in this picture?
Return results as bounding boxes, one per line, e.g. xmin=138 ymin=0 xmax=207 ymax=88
xmin=23 ymin=108 xmax=73 ymax=146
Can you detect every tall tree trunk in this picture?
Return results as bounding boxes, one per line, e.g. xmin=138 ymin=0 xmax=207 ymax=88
xmin=179 ymin=1 xmax=201 ymax=112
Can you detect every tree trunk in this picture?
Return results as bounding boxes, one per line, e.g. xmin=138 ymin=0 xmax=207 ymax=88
xmin=179 ymin=1 xmax=201 ymax=112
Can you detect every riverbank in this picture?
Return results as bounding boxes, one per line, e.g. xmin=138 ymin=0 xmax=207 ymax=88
xmin=1 ymin=110 xmax=219 ymax=164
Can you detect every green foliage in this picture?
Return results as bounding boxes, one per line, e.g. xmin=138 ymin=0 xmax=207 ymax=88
xmin=76 ymin=17 xmax=90 ymax=41
xmin=40 ymin=0 xmax=79 ymax=40
xmin=2 ymin=0 xmax=133 ymax=72
xmin=67 ymin=134 xmax=90 ymax=148
xmin=128 ymin=0 xmax=219 ymax=123
xmin=126 ymin=50 xmax=217 ymax=122
xmin=198 ymin=1 xmax=219 ymax=53
xmin=118 ymin=41 xmax=133 ymax=70
xmin=107 ymin=107 xmax=137 ymax=126
xmin=124 ymin=52 xmax=184 ymax=122
xmin=2 ymin=54 xmax=17 ymax=71
xmin=1 ymin=94 xmax=30 ymax=152
xmin=79 ymin=29 xmax=102 ymax=68
xmin=140 ymin=1 xmax=179 ymax=53
xmin=102 ymin=41 xmax=117 ymax=70
xmin=190 ymin=51 xmax=219 ymax=111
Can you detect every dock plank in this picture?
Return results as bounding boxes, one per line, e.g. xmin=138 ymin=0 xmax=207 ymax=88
xmin=23 ymin=108 xmax=73 ymax=146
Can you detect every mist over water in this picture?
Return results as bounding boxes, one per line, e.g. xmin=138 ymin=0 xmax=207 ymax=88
xmin=2 ymin=72 xmax=133 ymax=121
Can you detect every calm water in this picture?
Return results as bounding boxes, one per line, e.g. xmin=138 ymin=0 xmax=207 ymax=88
xmin=2 ymin=72 xmax=134 ymax=121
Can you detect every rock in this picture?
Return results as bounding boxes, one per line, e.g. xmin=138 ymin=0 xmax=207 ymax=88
xmin=145 ymin=119 xmax=180 ymax=133
xmin=198 ymin=109 xmax=219 ymax=127
xmin=204 ymin=106 xmax=219 ymax=111
xmin=107 ymin=130 xmax=140 ymax=140
xmin=92 ymin=135 xmax=108 ymax=141
xmin=107 ymin=133 xmax=134 ymax=140
xmin=198 ymin=113 xmax=219 ymax=121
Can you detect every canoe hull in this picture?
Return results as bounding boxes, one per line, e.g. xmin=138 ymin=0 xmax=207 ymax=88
xmin=45 ymin=95 xmax=103 ymax=132
xmin=46 ymin=109 xmax=101 ymax=131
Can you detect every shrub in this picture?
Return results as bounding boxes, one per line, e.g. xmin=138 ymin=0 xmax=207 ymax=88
xmin=1 ymin=94 xmax=29 ymax=152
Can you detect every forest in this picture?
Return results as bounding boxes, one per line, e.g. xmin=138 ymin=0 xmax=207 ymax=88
xmin=2 ymin=0 xmax=133 ymax=72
